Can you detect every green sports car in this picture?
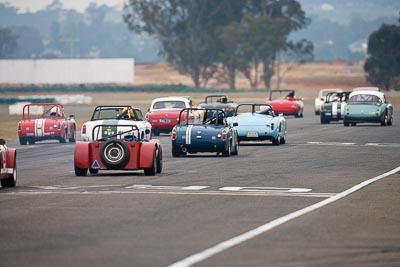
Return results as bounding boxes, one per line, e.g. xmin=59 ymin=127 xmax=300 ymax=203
xmin=343 ymin=88 xmax=393 ymax=127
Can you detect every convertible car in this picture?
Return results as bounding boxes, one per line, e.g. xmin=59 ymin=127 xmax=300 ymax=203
xmin=145 ymin=96 xmax=193 ymax=136
xmin=171 ymin=108 xmax=239 ymax=157
xmin=320 ymin=91 xmax=350 ymax=124
xmin=227 ymin=104 xmax=286 ymax=145
xmin=314 ymin=88 xmax=343 ymax=115
xmin=17 ymin=103 xmax=76 ymax=145
xmin=0 ymin=139 xmax=17 ymax=187
xmin=81 ymin=105 xmax=152 ymax=141
xmin=198 ymin=95 xmax=238 ymax=117
xmin=74 ymin=125 xmax=162 ymax=176
xmin=266 ymin=89 xmax=304 ymax=117
xmin=344 ymin=87 xmax=393 ymax=126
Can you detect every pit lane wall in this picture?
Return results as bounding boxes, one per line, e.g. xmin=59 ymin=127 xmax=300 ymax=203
xmin=0 ymin=58 xmax=134 ymax=84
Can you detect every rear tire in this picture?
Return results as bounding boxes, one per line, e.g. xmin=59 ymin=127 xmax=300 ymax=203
xmin=272 ymin=135 xmax=280 ymax=146
xmin=172 ymin=146 xmax=181 ymax=157
xmin=59 ymin=130 xmax=67 ymax=143
xmin=381 ymin=115 xmax=387 ymax=126
xmin=19 ymin=137 xmax=27 ymax=145
xmin=344 ymin=121 xmax=349 ymax=127
xmin=144 ymin=150 xmax=156 ymax=176
xmin=387 ymin=116 xmax=393 ymax=126
xmin=222 ymin=141 xmax=231 ymax=157
xmin=1 ymin=160 xmax=16 ymax=187
xmin=69 ymin=127 xmax=76 ymax=142
xmin=156 ymin=146 xmax=163 ymax=173
xmin=231 ymin=139 xmax=239 ymax=156
xmin=89 ymin=168 xmax=98 ymax=174
xmin=75 ymin=165 xmax=87 ymax=176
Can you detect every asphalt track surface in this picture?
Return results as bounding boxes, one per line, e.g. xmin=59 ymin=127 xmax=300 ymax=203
xmin=1 ymin=106 xmax=399 ymax=267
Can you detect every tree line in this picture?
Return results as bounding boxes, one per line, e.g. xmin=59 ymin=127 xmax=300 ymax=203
xmin=124 ymin=0 xmax=313 ymax=90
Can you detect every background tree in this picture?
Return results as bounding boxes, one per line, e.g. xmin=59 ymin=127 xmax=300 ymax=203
xmin=364 ymin=23 xmax=400 ymax=90
xmin=124 ymin=0 xmax=228 ymax=88
xmin=0 ymin=27 xmax=18 ymax=58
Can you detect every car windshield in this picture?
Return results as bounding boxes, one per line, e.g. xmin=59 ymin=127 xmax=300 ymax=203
xmin=270 ymin=91 xmax=295 ymax=100
xmin=91 ymin=107 xmax=136 ymax=120
xmin=153 ymin=101 xmax=185 ymax=109
xmin=23 ymin=104 xmax=63 ymax=119
xmin=349 ymin=94 xmax=382 ymax=104
xmin=236 ymin=105 xmax=273 ymax=116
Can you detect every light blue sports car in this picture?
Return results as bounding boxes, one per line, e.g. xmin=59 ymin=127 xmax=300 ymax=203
xmin=227 ymin=104 xmax=287 ymax=145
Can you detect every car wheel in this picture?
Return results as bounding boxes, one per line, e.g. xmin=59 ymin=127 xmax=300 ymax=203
xmin=222 ymin=141 xmax=231 ymax=157
xmin=387 ymin=115 xmax=393 ymax=126
xmin=280 ymin=134 xmax=286 ymax=144
xmin=59 ymin=130 xmax=67 ymax=143
xmin=381 ymin=115 xmax=387 ymax=126
xmin=69 ymin=127 xmax=76 ymax=142
xmin=100 ymin=140 xmax=130 ymax=169
xmin=29 ymin=138 xmax=35 ymax=145
xmin=351 ymin=122 xmax=357 ymax=126
xmin=344 ymin=121 xmax=349 ymax=127
xmin=153 ymin=129 xmax=160 ymax=136
xmin=74 ymin=165 xmax=87 ymax=176
xmin=172 ymin=146 xmax=182 ymax=157
xmin=144 ymin=150 xmax=156 ymax=176
xmin=156 ymin=146 xmax=163 ymax=173
xmin=272 ymin=135 xmax=280 ymax=146
xmin=19 ymin=137 xmax=27 ymax=145
xmin=89 ymin=168 xmax=99 ymax=174
xmin=1 ymin=159 xmax=16 ymax=187
xmin=231 ymin=139 xmax=239 ymax=156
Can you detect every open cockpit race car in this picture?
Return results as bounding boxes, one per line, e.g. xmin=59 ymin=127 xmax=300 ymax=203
xmin=81 ymin=105 xmax=152 ymax=142
xmin=227 ymin=104 xmax=286 ymax=145
xmin=266 ymin=89 xmax=304 ymax=117
xmin=198 ymin=95 xmax=238 ymax=117
xmin=171 ymin=108 xmax=239 ymax=157
xmin=74 ymin=125 xmax=162 ymax=176
xmin=145 ymin=96 xmax=193 ymax=136
xmin=17 ymin=103 xmax=76 ymax=145
xmin=320 ymin=91 xmax=350 ymax=124
xmin=0 ymin=139 xmax=17 ymax=187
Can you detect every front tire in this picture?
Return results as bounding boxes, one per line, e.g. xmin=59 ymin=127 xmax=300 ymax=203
xmin=19 ymin=137 xmax=27 ymax=145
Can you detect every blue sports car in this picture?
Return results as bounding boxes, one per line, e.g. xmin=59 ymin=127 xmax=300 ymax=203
xmin=171 ymin=108 xmax=239 ymax=157
xmin=227 ymin=104 xmax=287 ymax=145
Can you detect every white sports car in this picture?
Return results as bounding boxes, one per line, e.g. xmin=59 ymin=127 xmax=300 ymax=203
xmin=81 ymin=106 xmax=152 ymax=141
xmin=314 ymin=88 xmax=343 ymax=115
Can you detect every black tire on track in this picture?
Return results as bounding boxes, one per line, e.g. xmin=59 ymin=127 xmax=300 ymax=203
xmin=1 ymin=158 xmax=16 ymax=187
xmin=156 ymin=146 xmax=163 ymax=173
xmin=144 ymin=150 xmax=156 ymax=176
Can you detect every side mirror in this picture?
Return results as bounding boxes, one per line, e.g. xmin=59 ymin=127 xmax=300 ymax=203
xmin=0 ymin=138 xmax=5 ymax=145
xmin=233 ymin=122 xmax=238 ymax=127
xmin=69 ymin=114 xmax=75 ymax=120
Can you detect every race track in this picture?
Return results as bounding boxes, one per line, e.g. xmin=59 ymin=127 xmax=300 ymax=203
xmin=1 ymin=105 xmax=399 ymax=267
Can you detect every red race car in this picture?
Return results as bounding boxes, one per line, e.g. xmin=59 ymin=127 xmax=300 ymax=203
xmin=74 ymin=125 xmax=162 ymax=176
xmin=266 ymin=89 xmax=304 ymax=117
xmin=17 ymin=103 xmax=76 ymax=145
xmin=0 ymin=139 xmax=17 ymax=187
xmin=145 ymin=96 xmax=192 ymax=135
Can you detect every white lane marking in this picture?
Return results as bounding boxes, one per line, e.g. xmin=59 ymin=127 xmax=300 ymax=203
xmin=125 ymin=184 xmax=209 ymax=191
xmin=32 ymin=184 xmax=127 ymax=190
xmin=164 ymin=166 xmax=400 ymax=267
xmin=220 ymin=187 xmax=311 ymax=193
xmin=3 ymin=190 xmax=335 ymax=198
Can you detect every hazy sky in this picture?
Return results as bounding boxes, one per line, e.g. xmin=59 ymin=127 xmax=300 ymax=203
xmin=0 ymin=0 xmax=125 ymax=12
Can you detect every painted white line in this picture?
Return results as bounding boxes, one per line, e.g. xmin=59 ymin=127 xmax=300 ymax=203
xmin=165 ymin=166 xmax=400 ymax=267
xmin=219 ymin=186 xmax=311 ymax=193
